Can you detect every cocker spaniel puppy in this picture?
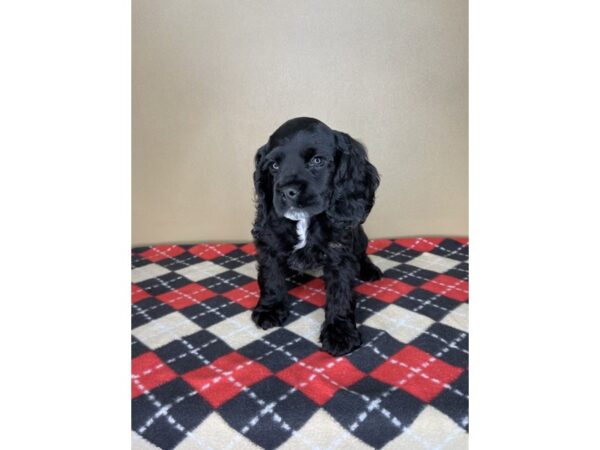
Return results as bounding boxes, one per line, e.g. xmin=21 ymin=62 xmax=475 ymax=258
xmin=251 ymin=117 xmax=382 ymax=355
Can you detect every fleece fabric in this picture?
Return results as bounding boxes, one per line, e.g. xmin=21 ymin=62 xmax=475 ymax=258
xmin=132 ymin=237 xmax=469 ymax=450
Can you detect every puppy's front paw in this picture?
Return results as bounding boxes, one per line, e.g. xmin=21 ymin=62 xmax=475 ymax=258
xmin=251 ymin=302 xmax=289 ymax=330
xmin=320 ymin=320 xmax=362 ymax=356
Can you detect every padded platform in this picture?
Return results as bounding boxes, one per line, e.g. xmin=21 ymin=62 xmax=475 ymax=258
xmin=131 ymin=238 xmax=469 ymax=449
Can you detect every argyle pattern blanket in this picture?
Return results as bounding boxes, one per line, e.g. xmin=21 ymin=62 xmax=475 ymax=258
xmin=132 ymin=238 xmax=469 ymax=450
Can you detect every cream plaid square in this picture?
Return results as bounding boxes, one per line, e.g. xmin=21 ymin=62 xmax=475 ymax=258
xmin=132 ymin=263 xmax=170 ymax=283
xmin=286 ymin=309 xmax=325 ymax=346
xmin=233 ymin=262 xmax=258 ymax=279
xmin=206 ymin=310 xmax=270 ymax=350
xmin=174 ymin=413 xmax=262 ymax=450
xmin=406 ymin=252 xmax=462 ymax=273
xmin=281 ymin=410 xmax=372 ymax=450
xmin=382 ymin=406 xmax=468 ymax=449
xmin=132 ymin=432 xmax=161 ymax=450
xmin=368 ymin=254 xmax=402 ymax=273
xmin=363 ymin=304 xmax=435 ymax=343
xmin=175 ymin=261 xmax=230 ymax=282
xmin=440 ymin=303 xmax=469 ymax=333
xmin=132 ymin=311 xmax=201 ymax=349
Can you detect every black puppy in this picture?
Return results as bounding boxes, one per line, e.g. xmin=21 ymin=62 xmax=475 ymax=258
xmin=251 ymin=117 xmax=382 ymax=355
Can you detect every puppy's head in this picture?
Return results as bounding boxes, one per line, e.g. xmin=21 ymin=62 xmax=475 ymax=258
xmin=253 ymin=117 xmax=379 ymax=229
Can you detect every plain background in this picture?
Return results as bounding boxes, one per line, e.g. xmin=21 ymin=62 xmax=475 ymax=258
xmin=132 ymin=0 xmax=468 ymax=246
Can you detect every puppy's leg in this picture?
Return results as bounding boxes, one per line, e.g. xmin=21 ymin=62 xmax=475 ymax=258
xmin=359 ymin=256 xmax=383 ymax=281
xmin=252 ymin=252 xmax=289 ymax=330
xmin=356 ymin=226 xmax=383 ymax=281
xmin=320 ymin=255 xmax=361 ymax=356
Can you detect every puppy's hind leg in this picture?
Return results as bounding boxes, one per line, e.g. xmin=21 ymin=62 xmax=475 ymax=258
xmin=359 ymin=256 xmax=383 ymax=281
xmin=355 ymin=226 xmax=383 ymax=281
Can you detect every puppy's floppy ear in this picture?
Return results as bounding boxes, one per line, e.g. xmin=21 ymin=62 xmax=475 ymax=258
xmin=327 ymin=132 xmax=380 ymax=229
xmin=252 ymin=144 xmax=271 ymax=238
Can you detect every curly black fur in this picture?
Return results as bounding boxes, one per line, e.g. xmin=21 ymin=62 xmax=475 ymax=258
xmin=251 ymin=117 xmax=382 ymax=355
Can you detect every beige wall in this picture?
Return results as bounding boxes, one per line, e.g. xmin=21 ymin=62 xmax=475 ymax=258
xmin=132 ymin=0 xmax=468 ymax=246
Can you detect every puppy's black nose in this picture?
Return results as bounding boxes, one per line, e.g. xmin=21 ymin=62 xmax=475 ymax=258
xmin=284 ymin=187 xmax=298 ymax=199
xmin=278 ymin=183 xmax=301 ymax=202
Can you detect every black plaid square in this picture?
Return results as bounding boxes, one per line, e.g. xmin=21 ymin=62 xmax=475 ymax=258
xmin=179 ymin=296 xmax=246 ymax=329
xmin=446 ymin=261 xmax=470 ymax=281
xmin=156 ymin=251 xmax=205 ymax=271
xmin=390 ymin=263 xmax=440 ymax=287
xmin=430 ymin=238 xmax=469 ymax=261
xmin=238 ymin=328 xmax=320 ymax=372
xmin=212 ymin=249 xmax=256 ymax=269
xmin=137 ymin=272 xmax=192 ymax=297
xmin=347 ymin=326 xmax=406 ymax=373
xmin=411 ymin=322 xmax=469 ymax=369
xmin=132 ymin=378 xmax=212 ymax=450
xmin=397 ymin=288 xmax=462 ymax=321
xmin=431 ymin=370 xmax=469 ymax=430
xmin=154 ymin=329 xmax=234 ymax=375
xmin=375 ymin=242 xmax=422 ymax=263
xmin=285 ymin=296 xmax=319 ymax=324
xmin=218 ymin=376 xmax=318 ymax=450
xmin=132 ymin=297 xmax=174 ymax=329
xmin=131 ymin=253 xmax=152 ymax=268
xmin=132 ymin=336 xmax=151 ymax=359
xmin=324 ymin=377 xmax=424 ymax=448
xmin=199 ymin=270 xmax=255 ymax=294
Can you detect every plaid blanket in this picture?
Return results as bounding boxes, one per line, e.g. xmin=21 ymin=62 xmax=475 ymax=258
xmin=132 ymin=238 xmax=469 ymax=450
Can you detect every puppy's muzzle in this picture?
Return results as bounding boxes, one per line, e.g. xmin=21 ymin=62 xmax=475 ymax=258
xmin=277 ymin=183 xmax=301 ymax=206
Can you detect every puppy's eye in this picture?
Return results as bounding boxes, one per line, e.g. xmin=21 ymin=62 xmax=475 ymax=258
xmin=310 ymin=156 xmax=324 ymax=166
xmin=271 ymin=162 xmax=279 ymax=170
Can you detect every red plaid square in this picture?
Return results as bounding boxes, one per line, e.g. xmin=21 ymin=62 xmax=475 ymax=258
xmin=395 ymin=238 xmax=444 ymax=252
xmin=182 ymin=352 xmax=271 ymax=408
xmin=370 ymin=345 xmax=463 ymax=402
xmin=366 ymin=239 xmax=393 ymax=254
xmin=131 ymin=352 xmax=178 ymax=399
xmin=289 ymin=279 xmax=326 ymax=307
xmin=240 ymin=243 xmax=256 ymax=255
xmin=139 ymin=245 xmax=186 ymax=262
xmin=420 ymin=274 xmax=469 ymax=302
xmin=188 ymin=243 xmax=237 ymax=260
xmin=222 ymin=281 xmax=260 ymax=308
xmin=156 ymin=283 xmax=216 ymax=309
xmin=354 ymin=278 xmax=415 ymax=303
xmin=276 ymin=352 xmax=365 ymax=405
xmin=132 ymin=284 xmax=150 ymax=304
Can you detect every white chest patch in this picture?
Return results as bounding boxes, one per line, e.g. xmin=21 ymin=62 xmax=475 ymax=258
xmin=284 ymin=209 xmax=310 ymax=251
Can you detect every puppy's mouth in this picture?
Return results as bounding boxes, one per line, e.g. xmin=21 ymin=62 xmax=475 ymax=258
xmin=284 ymin=207 xmax=311 ymax=222
xmin=274 ymin=191 xmax=329 ymax=218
